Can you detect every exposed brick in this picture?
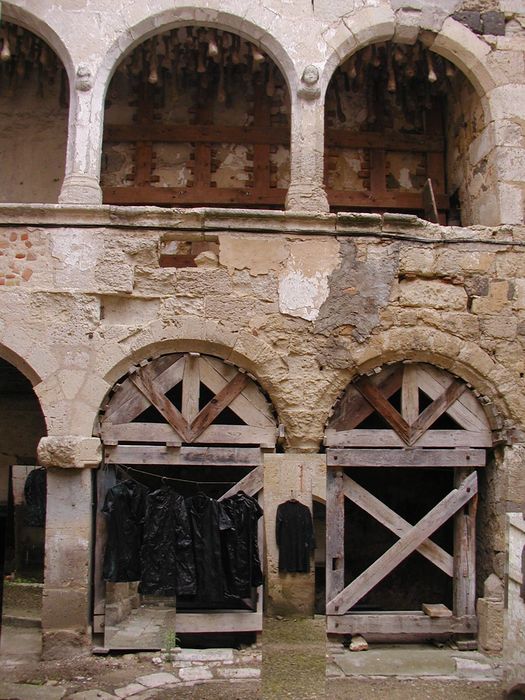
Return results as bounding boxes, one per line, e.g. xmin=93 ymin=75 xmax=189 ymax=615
xmin=9 ymin=232 xmax=17 ymax=242
xmin=453 ymin=11 xmax=482 ymax=34
xmin=482 ymin=11 xmax=506 ymax=36
xmin=22 ymin=268 xmax=33 ymax=282
xmin=15 ymin=253 xmax=26 ymax=259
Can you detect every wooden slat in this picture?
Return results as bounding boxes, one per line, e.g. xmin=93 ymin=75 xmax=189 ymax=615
xmin=402 ymin=364 xmax=419 ymax=425
xmin=130 ymin=369 xmax=191 ymax=442
xmin=326 ymin=472 xmax=478 ymax=614
xmin=370 ymin=149 xmax=386 ymax=197
xmin=105 ymin=445 xmax=262 ymax=466
xmin=416 ymin=365 xmax=489 ymax=433
xmin=422 ymin=603 xmax=452 ymax=618
xmin=325 ymin=129 xmax=444 ymax=152
xmin=103 ymin=185 xmax=287 ymax=206
xmin=218 ymin=465 xmax=263 ymax=501
xmin=326 ymin=189 xmax=449 ymax=210
xmin=355 ymin=377 xmax=411 ymax=443
xmin=135 ymin=142 xmax=154 ymax=186
xmin=343 ymin=475 xmax=453 ymax=576
xmin=325 ymin=429 xmax=492 ymax=448
xmin=100 ymin=423 xmax=276 ymax=447
xmin=423 ymin=178 xmax=439 ymax=224
xmin=176 ymin=610 xmax=262 ymax=634
xmin=330 ymin=366 xmax=403 ymax=431
xmin=200 ymin=357 xmax=275 ymax=428
xmin=326 ymin=613 xmax=476 ymax=637
xmin=182 ymin=354 xmax=200 ymax=423
xmin=409 ymin=380 xmax=466 ymax=445
xmin=189 ymin=372 xmax=249 ymax=441
xmin=105 ymin=123 xmax=289 ymax=146
xmin=327 ymin=448 xmax=485 ymax=468
xmin=326 ymin=468 xmax=345 ymax=603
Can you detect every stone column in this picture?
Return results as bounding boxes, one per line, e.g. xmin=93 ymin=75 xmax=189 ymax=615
xmin=59 ymin=65 xmax=103 ymax=205
xmin=37 ymin=436 xmax=102 ymax=659
xmin=263 ymin=453 xmax=326 ymax=617
xmin=285 ymin=65 xmax=329 ymax=213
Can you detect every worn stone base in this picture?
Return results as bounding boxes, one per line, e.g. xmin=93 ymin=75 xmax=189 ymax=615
xmin=42 ymin=630 xmax=91 ymax=661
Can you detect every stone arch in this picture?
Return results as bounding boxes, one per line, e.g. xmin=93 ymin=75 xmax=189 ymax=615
xmin=321 ymin=11 xmax=497 ymax=101
xmin=0 ymin=342 xmax=43 ymax=388
xmin=92 ymin=4 xmax=297 ymax=111
xmin=0 ymin=2 xmax=74 ymax=80
xmin=68 ymin=319 xmax=288 ymax=437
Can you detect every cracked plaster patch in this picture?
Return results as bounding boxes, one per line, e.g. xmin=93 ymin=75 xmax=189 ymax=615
xmin=278 ymin=239 xmax=340 ymax=321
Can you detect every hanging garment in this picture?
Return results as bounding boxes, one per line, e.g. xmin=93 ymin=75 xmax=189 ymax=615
xmin=24 ymin=468 xmax=47 ymax=527
xmin=221 ymin=491 xmax=263 ymax=598
xmin=102 ymin=479 xmax=148 ymax=582
xmin=276 ymin=499 xmax=315 ymax=573
xmin=139 ymin=487 xmax=196 ymax=597
xmin=186 ymin=493 xmax=233 ymax=603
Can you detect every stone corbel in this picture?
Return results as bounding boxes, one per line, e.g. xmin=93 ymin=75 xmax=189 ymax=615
xmin=37 ymin=436 xmax=102 ymax=469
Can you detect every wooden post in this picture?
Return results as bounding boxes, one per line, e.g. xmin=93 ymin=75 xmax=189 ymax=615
xmin=453 ymin=467 xmax=477 ymax=618
xmin=326 ymin=468 xmax=345 ymax=611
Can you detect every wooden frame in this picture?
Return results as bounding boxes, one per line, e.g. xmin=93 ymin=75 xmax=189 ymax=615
xmin=325 ymin=363 xmax=492 ymax=641
xmin=95 ymin=352 xmax=276 ymax=643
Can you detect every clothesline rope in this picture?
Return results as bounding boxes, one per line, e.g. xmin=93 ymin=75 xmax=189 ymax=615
xmin=113 ymin=463 xmax=237 ymax=486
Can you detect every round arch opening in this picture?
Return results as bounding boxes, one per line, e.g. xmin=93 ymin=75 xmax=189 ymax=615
xmin=0 ymin=20 xmax=69 ymax=203
xmin=324 ymin=40 xmax=485 ymax=227
xmin=101 ymin=26 xmax=291 ymax=210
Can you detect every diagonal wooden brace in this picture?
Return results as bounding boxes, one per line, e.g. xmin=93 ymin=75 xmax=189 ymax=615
xmin=327 ymin=471 xmax=477 ymax=615
xmin=343 ymin=475 xmax=454 ymax=576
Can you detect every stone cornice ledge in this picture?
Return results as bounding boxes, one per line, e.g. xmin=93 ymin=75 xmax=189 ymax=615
xmin=0 ymin=204 xmax=523 ymax=244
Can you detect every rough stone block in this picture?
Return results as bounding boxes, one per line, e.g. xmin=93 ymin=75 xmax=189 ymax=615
xmin=38 ymin=436 xmax=101 ymax=469
xmin=134 ymin=673 xmax=178 ymax=688
xmin=178 ymin=667 xmax=213 ymax=682
xmin=477 ymin=597 xmax=504 ymax=652
xmin=453 ymin=11 xmax=482 ymax=34
xmin=115 ymin=684 xmax=147 ymax=698
xmin=217 ymin=667 xmax=260 ymax=678
xmin=482 ymin=11 xmax=506 ymax=36
xmin=398 ymin=279 xmax=468 ymax=310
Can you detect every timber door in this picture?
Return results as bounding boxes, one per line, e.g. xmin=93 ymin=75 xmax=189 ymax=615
xmin=94 ymin=352 xmax=276 ymax=643
xmin=325 ymin=363 xmax=492 ymax=640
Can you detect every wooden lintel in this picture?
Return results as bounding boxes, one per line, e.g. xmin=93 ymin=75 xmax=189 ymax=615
xmin=105 ymin=445 xmax=262 ymax=467
xmin=325 ymin=129 xmax=445 ymax=153
xmin=100 ymin=423 xmax=276 ymax=448
xmin=103 ymin=185 xmax=287 ymax=207
xmin=327 ymin=448 xmax=486 ymax=468
xmin=176 ymin=610 xmax=262 ymax=634
xmin=105 ymin=123 xmax=289 ymax=146
xmin=326 ymin=613 xmax=476 ymax=637
xmin=327 ymin=189 xmax=449 ymax=210
xmin=324 ymin=429 xmax=492 ymax=449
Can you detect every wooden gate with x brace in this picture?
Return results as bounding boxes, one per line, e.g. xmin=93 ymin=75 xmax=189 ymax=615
xmin=94 ymin=352 xmax=277 ymax=637
xmin=325 ymin=363 xmax=493 ymax=640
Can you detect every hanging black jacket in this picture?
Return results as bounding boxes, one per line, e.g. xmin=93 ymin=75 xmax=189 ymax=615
xmin=186 ymin=493 xmax=233 ymax=603
xmin=221 ymin=491 xmax=263 ymax=597
xmin=139 ymin=487 xmax=196 ymax=596
xmin=102 ymin=480 xmax=148 ymax=582
xmin=276 ymin=500 xmax=315 ymax=573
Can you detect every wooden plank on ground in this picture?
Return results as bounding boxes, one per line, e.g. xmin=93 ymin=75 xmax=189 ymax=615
xmin=326 ymin=471 xmax=478 ymax=614
xmin=105 ymin=445 xmax=262 ymax=466
xmin=190 ymin=372 xmax=248 ymax=440
xmin=325 ymin=429 xmax=492 ymax=448
xmin=326 ymin=468 xmax=345 ymax=604
xmin=355 ymin=377 xmax=411 ymax=444
xmin=422 ymin=603 xmax=452 ymax=618
xmin=326 ymin=613 xmax=476 ymax=637
xmin=218 ymin=465 xmax=263 ymax=501
xmin=327 ymin=448 xmax=485 ymax=468
xmin=343 ymin=474 xmax=453 ymax=576
xmin=176 ymin=610 xmax=262 ymax=634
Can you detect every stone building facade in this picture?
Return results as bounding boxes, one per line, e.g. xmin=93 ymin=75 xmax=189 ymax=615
xmin=0 ymin=0 xmax=524 ymax=673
